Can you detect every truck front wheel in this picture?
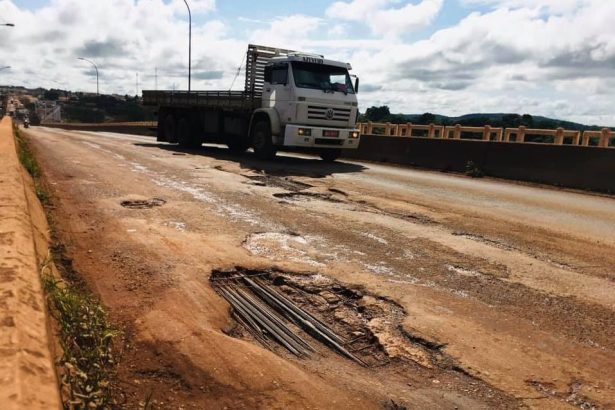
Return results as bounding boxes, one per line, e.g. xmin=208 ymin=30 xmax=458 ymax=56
xmin=320 ymin=149 xmax=342 ymax=162
xmin=252 ymin=121 xmax=277 ymax=159
xmin=177 ymin=117 xmax=200 ymax=149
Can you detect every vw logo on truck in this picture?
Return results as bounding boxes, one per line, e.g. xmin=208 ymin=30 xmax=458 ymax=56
xmin=325 ymin=108 xmax=335 ymax=120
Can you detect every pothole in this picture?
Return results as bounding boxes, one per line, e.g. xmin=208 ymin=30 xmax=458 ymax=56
xmin=452 ymin=231 xmax=516 ymax=251
xmin=273 ymin=192 xmax=345 ymax=203
xmin=244 ymin=174 xmax=313 ymax=192
xmin=120 ymin=198 xmax=166 ymax=209
xmin=526 ymin=380 xmax=600 ymax=409
xmin=368 ymin=208 xmax=437 ymax=225
xmin=210 ymin=268 xmax=446 ymax=369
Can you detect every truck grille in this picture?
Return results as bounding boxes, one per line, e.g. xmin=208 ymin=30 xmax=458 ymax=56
xmin=307 ymin=105 xmax=351 ymax=121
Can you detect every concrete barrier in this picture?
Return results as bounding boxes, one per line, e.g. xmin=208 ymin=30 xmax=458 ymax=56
xmin=344 ymin=134 xmax=615 ymax=193
xmin=0 ymin=117 xmax=61 ymax=409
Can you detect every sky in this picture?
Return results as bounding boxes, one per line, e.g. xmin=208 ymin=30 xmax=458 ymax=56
xmin=0 ymin=0 xmax=613 ymax=125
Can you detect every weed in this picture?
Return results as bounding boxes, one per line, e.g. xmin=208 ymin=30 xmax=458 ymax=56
xmin=465 ymin=160 xmax=484 ymax=178
xmin=14 ymin=124 xmax=41 ymax=178
xmin=42 ymin=272 xmax=120 ymax=409
xmin=384 ymin=399 xmax=408 ymax=410
xmin=13 ymin=123 xmax=51 ymax=204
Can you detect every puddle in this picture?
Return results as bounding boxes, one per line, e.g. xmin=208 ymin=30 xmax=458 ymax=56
xmin=243 ymin=232 xmax=325 ymax=267
xmin=120 ymin=198 xmax=166 ymax=209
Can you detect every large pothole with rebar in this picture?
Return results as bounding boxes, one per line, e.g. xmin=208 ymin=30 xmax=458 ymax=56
xmin=120 ymin=197 xmax=166 ymax=209
xmin=210 ymin=268 xmax=443 ymax=368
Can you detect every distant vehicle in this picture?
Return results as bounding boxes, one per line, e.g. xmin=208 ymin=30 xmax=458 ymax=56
xmin=143 ymin=44 xmax=361 ymax=161
xmin=23 ymin=118 xmax=30 ymax=128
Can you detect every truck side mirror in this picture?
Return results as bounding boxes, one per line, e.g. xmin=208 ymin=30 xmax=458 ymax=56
xmin=354 ymin=77 xmax=359 ymax=93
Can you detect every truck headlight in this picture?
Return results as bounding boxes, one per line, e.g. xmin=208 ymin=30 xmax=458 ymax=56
xmin=298 ymin=128 xmax=312 ymax=136
xmin=350 ymin=131 xmax=360 ymax=138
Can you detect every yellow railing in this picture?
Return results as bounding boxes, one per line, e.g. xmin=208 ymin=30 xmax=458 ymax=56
xmin=357 ymin=122 xmax=614 ymax=148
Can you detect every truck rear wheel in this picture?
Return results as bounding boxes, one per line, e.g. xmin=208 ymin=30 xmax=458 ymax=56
xmin=320 ymin=149 xmax=342 ymax=162
xmin=177 ymin=117 xmax=201 ymax=149
xmin=252 ymin=121 xmax=277 ymax=159
xmin=162 ymin=114 xmax=177 ymax=143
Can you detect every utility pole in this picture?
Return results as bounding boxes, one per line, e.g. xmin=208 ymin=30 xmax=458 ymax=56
xmin=182 ymin=0 xmax=192 ymax=92
xmin=136 ymin=72 xmax=139 ymax=97
xmin=77 ymin=58 xmax=99 ymax=95
xmin=155 ymin=67 xmax=158 ymax=91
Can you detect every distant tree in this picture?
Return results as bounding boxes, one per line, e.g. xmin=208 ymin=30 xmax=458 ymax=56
xmin=417 ymin=112 xmax=436 ymax=125
xmin=364 ymin=105 xmax=391 ymax=122
xmin=460 ymin=116 xmax=490 ymax=127
xmin=43 ymin=90 xmax=60 ymax=101
xmin=502 ymin=114 xmax=521 ymax=128
xmin=521 ymin=114 xmax=534 ymax=127
xmin=388 ymin=114 xmax=407 ymax=124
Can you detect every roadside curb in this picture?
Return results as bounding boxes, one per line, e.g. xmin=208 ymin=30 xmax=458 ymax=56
xmin=0 ymin=117 xmax=61 ymax=409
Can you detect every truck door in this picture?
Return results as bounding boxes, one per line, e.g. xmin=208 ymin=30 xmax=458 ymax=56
xmin=262 ymin=63 xmax=291 ymax=124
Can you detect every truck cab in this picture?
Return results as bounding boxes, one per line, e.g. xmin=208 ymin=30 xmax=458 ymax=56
xmin=255 ymin=54 xmax=360 ymax=160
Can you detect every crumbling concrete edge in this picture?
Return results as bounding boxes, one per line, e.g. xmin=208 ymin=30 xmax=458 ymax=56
xmin=0 ymin=116 xmax=61 ymax=409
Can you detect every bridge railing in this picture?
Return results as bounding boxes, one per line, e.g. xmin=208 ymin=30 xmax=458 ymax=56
xmin=357 ymin=122 xmax=614 ymax=148
xmin=581 ymin=129 xmax=615 ymax=148
xmin=359 ymin=122 xmax=445 ymax=138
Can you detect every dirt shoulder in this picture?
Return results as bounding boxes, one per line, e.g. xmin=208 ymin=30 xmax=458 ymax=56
xmin=0 ymin=118 xmax=61 ymax=409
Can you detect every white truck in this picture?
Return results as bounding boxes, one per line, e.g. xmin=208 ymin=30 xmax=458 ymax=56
xmin=142 ymin=44 xmax=361 ymax=161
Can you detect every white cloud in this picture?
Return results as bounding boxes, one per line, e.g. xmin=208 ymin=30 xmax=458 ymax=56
xmin=461 ymin=0 xmax=591 ymax=13
xmin=0 ymin=0 xmax=614 ymax=125
xmin=343 ymin=0 xmax=615 ymax=124
xmin=0 ymin=0 xmax=245 ymax=94
xmin=250 ymin=15 xmax=323 ymax=49
xmin=326 ymin=0 xmax=444 ymax=38
xmin=169 ymin=0 xmax=215 ymax=14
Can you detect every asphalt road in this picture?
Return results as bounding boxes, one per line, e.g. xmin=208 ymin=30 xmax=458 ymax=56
xmin=27 ymin=126 xmax=615 ymax=409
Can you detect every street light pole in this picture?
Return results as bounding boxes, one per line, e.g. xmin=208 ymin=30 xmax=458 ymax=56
xmin=77 ymin=57 xmax=99 ymax=95
xmin=183 ymin=0 xmax=191 ymax=92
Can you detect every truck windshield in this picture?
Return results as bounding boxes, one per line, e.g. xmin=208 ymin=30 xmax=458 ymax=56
xmin=291 ymin=62 xmax=355 ymax=94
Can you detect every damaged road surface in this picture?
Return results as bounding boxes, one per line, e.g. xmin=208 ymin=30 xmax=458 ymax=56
xmin=26 ymin=126 xmax=615 ymax=409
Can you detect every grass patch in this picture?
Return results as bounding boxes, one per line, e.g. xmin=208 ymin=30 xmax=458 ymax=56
xmin=464 ymin=160 xmax=485 ymax=178
xmin=15 ymin=124 xmax=121 ymax=408
xmin=41 ymin=271 xmax=120 ymax=408
xmin=13 ymin=123 xmax=50 ymax=204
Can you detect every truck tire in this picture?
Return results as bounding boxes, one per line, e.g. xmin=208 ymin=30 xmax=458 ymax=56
xmin=252 ymin=121 xmax=277 ymax=159
xmin=227 ymin=137 xmax=250 ymax=154
xmin=177 ymin=117 xmax=200 ymax=149
xmin=162 ymin=114 xmax=176 ymax=143
xmin=320 ymin=149 xmax=342 ymax=162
